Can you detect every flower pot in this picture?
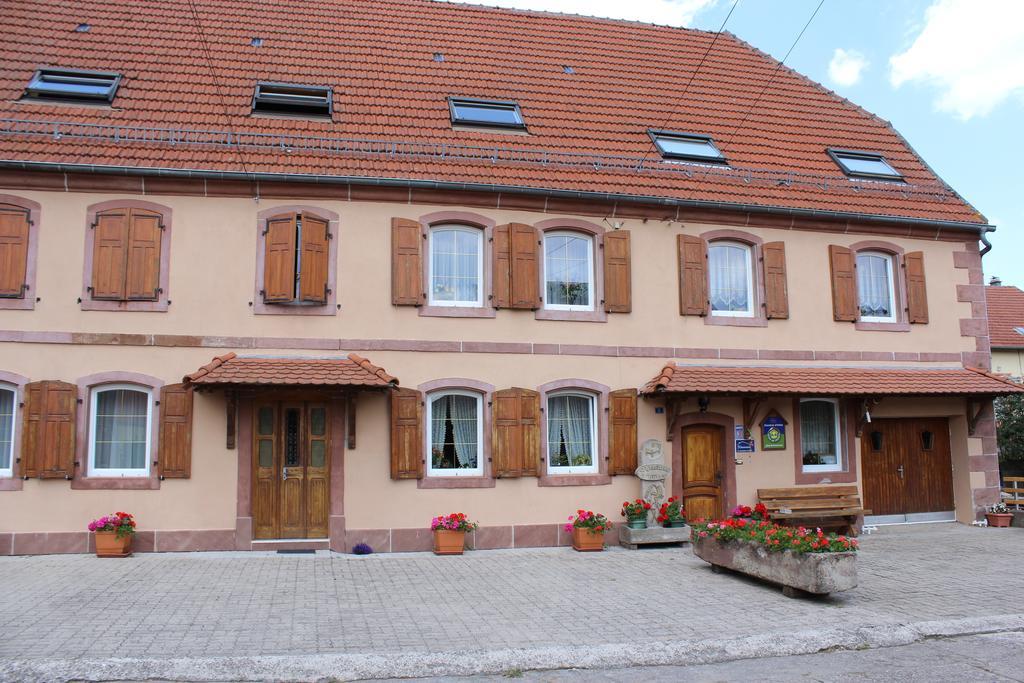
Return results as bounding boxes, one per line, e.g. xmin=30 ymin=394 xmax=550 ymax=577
xmin=94 ymin=531 xmax=132 ymax=558
xmin=571 ymin=527 xmax=605 ymax=552
xmin=668 ymin=519 xmax=687 ymax=528
xmin=432 ymin=529 xmax=466 ymax=555
xmin=986 ymin=512 xmax=1014 ymax=528
xmin=627 ymin=517 xmax=647 ymax=529
xmin=692 ymin=535 xmax=857 ymax=596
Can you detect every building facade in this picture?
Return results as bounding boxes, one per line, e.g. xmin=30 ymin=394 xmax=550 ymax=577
xmin=986 ymin=285 xmax=1024 ymax=382
xmin=0 ymin=0 xmax=1019 ymax=554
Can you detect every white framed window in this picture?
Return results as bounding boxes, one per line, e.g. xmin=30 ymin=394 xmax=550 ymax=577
xmin=0 ymin=384 xmax=15 ymax=477
xmin=87 ymin=384 xmax=153 ymax=478
xmin=546 ymin=391 xmax=598 ymax=474
xmin=428 ymin=225 xmax=483 ymax=307
xmin=856 ymin=251 xmax=897 ymax=322
xmin=799 ymin=398 xmax=842 ymax=473
xmin=544 ymin=231 xmax=594 ymax=311
xmin=426 ymin=390 xmax=483 ymax=477
xmin=708 ymin=241 xmax=754 ymax=317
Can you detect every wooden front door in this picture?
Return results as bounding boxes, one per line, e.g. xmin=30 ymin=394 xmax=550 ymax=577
xmin=253 ymin=401 xmax=330 ymax=539
xmin=861 ymin=418 xmax=954 ymax=516
xmin=680 ymin=424 xmax=724 ymax=521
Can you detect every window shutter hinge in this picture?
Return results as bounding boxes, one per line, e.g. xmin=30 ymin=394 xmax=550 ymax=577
xmin=153 ymin=460 xmax=159 ymax=466
xmin=158 ymin=222 xmax=166 ymax=231
xmin=259 ymin=289 xmax=266 ymax=296
xmin=86 ymin=286 xmax=93 ymax=293
xmin=327 ymin=232 xmax=333 ymax=240
xmin=154 ymin=400 xmax=160 ymax=406
xmin=89 ymin=222 xmax=97 ymax=230
xmin=76 ymin=398 xmax=83 ymax=404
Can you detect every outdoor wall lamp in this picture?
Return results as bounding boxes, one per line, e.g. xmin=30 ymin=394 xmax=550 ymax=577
xmin=698 ymin=395 xmax=710 ymax=412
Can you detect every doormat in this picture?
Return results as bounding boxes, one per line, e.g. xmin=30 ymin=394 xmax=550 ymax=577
xmin=276 ymin=549 xmax=316 ymax=555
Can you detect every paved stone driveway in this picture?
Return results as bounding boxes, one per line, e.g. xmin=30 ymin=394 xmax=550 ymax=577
xmin=0 ymin=523 xmax=1020 ymax=661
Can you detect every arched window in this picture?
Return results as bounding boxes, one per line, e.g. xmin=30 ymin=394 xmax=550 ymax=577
xmin=708 ymin=241 xmax=754 ymax=317
xmin=855 ymin=250 xmax=897 ymax=322
xmin=426 ymin=390 xmax=483 ymax=476
xmin=799 ymin=398 xmax=842 ymax=473
xmin=428 ymin=224 xmax=483 ymax=307
xmin=88 ymin=384 xmax=153 ymax=478
xmin=543 ymin=231 xmax=594 ymax=311
xmin=0 ymin=383 xmax=15 ymax=477
xmin=546 ymin=391 xmax=598 ymax=474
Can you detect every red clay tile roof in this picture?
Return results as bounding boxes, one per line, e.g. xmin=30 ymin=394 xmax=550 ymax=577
xmin=641 ymin=363 xmax=1024 ymax=396
xmin=0 ymin=0 xmax=984 ymax=227
xmin=184 ymin=352 xmax=398 ymax=387
xmin=986 ymin=286 xmax=1024 ymax=349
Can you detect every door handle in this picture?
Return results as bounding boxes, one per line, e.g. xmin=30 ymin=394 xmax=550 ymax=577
xmin=896 ymin=464 xmax=904 ymax=480
xmin=282 ymin=467 xmax=288 ymax=481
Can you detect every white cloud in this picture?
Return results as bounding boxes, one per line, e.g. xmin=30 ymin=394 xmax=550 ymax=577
xmin=444 ymin=0 xmax=718 ymax=27
xmin=889 ymin=0 xmax=1024 ymax=120
xmin=827 ymin=48 xmax=868 ymax=87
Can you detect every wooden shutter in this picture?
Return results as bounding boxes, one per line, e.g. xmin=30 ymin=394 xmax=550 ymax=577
xmin=263 ymin=214 xmax=297 ymax=303
xmin=0 ymin=205 xmax=30 ymax=298
xmin=21 ymin=380 xmax=77 ymax=479
xmin=299 ymin=215 xmax=330 ymax=304
xmin=391 ymin=218 xmax=423 ymax=306
xmin=91 ymin=210 xmax=130 ymax=300
xmin=509 ymin=223 xmax=539 ymax=309
xmin=492 ymin=223 xmax=512 ymax=309
xmin=518 ymin=389 xmax=540 ymax=476
xmin=492 ymin=388 xmax=540 ymax=477
xmin=390 ymin=388 xmax=423 ymax=479
xmin=608 ymin=389 xmax=638 ymax=475
xmin=678 ymin=234 xmax=708 ymax=316
xmin=762 ymin=241 xmax=789 ymax=319
xmin=904 ymin=251 xmax=929 ymax=324
xmin=828 ymin=245 xmax=858 ymax=322
xmin=603 ymin=230 xmax=632 ymax=313
xmin=124 ymin=209 xmax=163 ymax=301
xmin=158 ymin=383 xmax=193 ymax=479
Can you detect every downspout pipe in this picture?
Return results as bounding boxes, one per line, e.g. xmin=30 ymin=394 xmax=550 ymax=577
xmin=980 ymin=225 xmax=995 ymax=256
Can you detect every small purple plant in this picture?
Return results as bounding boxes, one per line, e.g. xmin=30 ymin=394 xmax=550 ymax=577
xmin=352 ymin=543 xmax=373 ymax=555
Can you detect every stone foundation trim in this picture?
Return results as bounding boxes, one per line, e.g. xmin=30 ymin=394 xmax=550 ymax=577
xmin=0 ymin=529 xmax=236 ymax=555
xmin=342 ymin=523 xmax=621 ymax=553
xmin=0 ymin=328 xmax=972 ymax=364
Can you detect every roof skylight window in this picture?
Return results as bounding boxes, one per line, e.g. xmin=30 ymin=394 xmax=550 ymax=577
xmin=649 ymin=130 xmax=726 ymax=163
xmin=449 ymin=98 xmax=525 ymax=129
xmin=252 ymin=82 xmax=332 ymax=118
xmin=828 ymin=149 xmax=903 ymax=181
xmin=23 ymin=68 xmax=121 ymax=104
xmin=1015 ymin=327 xmax=1024 ymax=336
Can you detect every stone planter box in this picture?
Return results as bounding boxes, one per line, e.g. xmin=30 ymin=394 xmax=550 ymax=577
xmin=618 ymin=524 xmax=690 ymax=550
xmin=692 ymin=535 xmax=857 ymax=597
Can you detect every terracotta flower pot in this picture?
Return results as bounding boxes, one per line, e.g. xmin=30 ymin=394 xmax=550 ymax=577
xmin=94 ymin=530 xmax=132 ymax=558
xmin=433 ymin=529 xmax=466 ymax=555
xmin=986 ymin=512 xmax=1013 ymax=528
xmin=572 ymin=527 xmax=605 ymax=552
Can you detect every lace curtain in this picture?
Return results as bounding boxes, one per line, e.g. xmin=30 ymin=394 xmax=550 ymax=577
xmin=431 ymin=228 xmax=480 ymax=304
xmin=708 ymin=243 xmax=750 ymax=312
xmin=0 ymin=388 xmax=13 ymax=470
xmin=430 ymin=393 xmax=478 ymax=469
xmin=800 ymin=400 xmax=838 ymax=466
xmin=547 ymin=394 xmax=594 ymax=467
xmin=93 ymin=389 xmax=148 ymax=470
xmin=856 ymin=253 xmax=893 ymax=318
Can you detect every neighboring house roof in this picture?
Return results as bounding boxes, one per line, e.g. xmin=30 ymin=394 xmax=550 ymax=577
xmin=641 ymin=363 xmax=1024 ymax=396
xmin=986 ymin=286 xmax=1024 ymax=349
xmin=184 ymin=352 xmax=398 ymax=387
xmin=0 ymin=0 xmax=985 ymax=227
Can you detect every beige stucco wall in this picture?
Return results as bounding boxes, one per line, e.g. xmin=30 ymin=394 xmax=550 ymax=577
xmin=992 ymin=349 xmax=1024 ymax=379
xmin=0 ymin=188 xmax=985 ymax=537
xmin=0 ymin=190 xmax=975 ymax=355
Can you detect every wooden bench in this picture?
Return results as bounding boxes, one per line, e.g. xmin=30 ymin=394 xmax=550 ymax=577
xmin=757 ymin=485 xmax=869 ymax=537
xmin=1002 ymin=477 xmax=1024 ymax=510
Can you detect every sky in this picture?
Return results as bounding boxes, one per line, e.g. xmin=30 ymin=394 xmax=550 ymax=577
xmin=448 ymin=0 xmax=1024 ymax=287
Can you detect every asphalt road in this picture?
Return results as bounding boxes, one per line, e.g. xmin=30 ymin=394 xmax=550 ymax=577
xmin=400 ymin=630 xmax=1024 ymax=682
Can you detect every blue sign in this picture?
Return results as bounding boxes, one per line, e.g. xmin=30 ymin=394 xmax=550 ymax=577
xmin=735 ymin=438 xmax=756 ymax=453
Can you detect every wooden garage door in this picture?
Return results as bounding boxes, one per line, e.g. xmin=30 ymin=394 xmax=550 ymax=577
xmin=861 ymin=418 xmax=953 ymax=516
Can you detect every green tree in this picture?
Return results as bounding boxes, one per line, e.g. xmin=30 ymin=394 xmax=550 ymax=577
xmin=996 ymin=395 xmax=1024 ymax=463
